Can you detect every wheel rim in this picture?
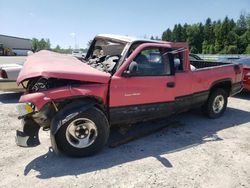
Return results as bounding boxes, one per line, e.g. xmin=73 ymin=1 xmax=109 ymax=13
xmin=66 ymin=118 xmax=98 ymax=148
xmin=212 ymin=95 xmax=225 ymax=114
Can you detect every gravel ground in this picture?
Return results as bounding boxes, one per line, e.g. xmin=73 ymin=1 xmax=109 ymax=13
xmin=0 ymin=91 xmax=249 ymax=188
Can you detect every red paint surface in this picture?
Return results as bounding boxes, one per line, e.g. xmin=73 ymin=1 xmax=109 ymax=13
xmin=19 ymin=84 xmax=108 ymax=110
xmin=243 ymin=66 xmax=250 ymax=91
xmin=17 ymin=50 xmax=110 ymax=85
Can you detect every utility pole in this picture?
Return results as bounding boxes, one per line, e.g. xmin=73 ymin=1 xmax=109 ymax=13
xmin=70 ymin=33 xmax=77 ymax=50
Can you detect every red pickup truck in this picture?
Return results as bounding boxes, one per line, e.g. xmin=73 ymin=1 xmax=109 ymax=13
xmin=16 ymin=34 xmax=243 ymax=157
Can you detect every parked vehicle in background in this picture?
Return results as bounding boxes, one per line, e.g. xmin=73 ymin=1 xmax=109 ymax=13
xmin=0 ymin=62 xmax=24 ymax=91
xmin=72 ymin=50 xmax=85 ymax=59
xmin=15 ymin=34 xmax=243 ymax=157
xmin=235 ymin=58 xmax=250 ymax=92
xmin=218 ymin=56 xmax=240 ymax=62
xmin=147 ymin=53 xmax=202 ymax=64
xmin=189 ymin=53 xmax=202 ymax=61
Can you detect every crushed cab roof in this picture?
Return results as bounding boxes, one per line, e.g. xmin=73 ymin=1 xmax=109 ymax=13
xmin=96 ymin=34 xmax=168 ymax=44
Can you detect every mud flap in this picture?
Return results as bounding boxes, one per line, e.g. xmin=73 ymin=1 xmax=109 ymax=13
xmin=16 ymin=119 xmax=40 ymax=147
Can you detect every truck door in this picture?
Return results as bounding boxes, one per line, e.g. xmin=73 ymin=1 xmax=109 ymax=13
xmin=171 ymin=50 xmax=194 ymax=113
xmin=109 ymin=45 xmax=176 ymax=125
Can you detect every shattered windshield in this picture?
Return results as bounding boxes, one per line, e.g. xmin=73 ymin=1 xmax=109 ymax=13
xmin=85 ymin=38 xmax=127 ymax=73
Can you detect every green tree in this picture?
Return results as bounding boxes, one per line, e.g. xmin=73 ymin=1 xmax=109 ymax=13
xmin=39 ymin=38 xmax=47 ymax=50
xmin=245 ymin=44 xmax=250 ymax=54
xmin=186 ymin=24 xmax=203 ymax=53
xmin=209 ymin=44 xmax=215 ymax=54
xmin=155 ymin=36 xmax=160 ymax=40
xmin=162 ymin=28 xmax=172 ymax=41
xmin=227 ymin=45 xmax=238 ymax=54
xmin=202 ymin=40 xmax=209 ymax=54
xmin=172 ymin=24 xmax=185 ymax=42
xmin=45 ymin=39 xmax=51 ymax=50
xmin=161 ymin=13 xmax=250 ymax=54
xmin=214 ymin=20 xmax=223 ymax=53
xmin=182 ymin=23 xmax=188 ymax=41
xmin=53 ymin=45 xmax=61 ymax=52
xmin=204 ymin=18 xmax=214 ymax=44
xmin=31 ymin=38 xmax=39 ymax=52
xmin=236 ymin=13 xmax=247 ymax=36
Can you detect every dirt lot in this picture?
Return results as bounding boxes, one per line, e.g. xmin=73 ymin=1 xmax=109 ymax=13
xmin=0 ymin=91 xmax=250 ymax=188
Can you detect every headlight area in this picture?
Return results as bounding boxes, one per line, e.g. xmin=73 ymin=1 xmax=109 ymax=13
xmin=23 ymin=77 xmax=83 ymax=93
xmin=19 ymin=77 xmax=51 ymax=93
xmin=17 ymin=102 xmax=36 ymax=119
xmin=17 ymin=102 xmax=58 ymax=130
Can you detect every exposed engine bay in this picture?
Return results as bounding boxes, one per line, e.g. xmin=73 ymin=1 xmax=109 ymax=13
xmin=83 ymin=37 xmax=127 ymax=73
xmin=85 ymin=55 xmax=120 ymax=73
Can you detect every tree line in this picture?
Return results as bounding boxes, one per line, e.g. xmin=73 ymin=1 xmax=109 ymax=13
xmin=32 ymin=13 xmax=250 ymax=55
xmin=31 ymin=38 xmax=88 ymax=54
xmin=160 ymin=13 xmax=250 ymax=54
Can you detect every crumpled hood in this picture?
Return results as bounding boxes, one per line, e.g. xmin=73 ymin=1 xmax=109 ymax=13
xmin=17 ymin=50 xmax=110 ymax=85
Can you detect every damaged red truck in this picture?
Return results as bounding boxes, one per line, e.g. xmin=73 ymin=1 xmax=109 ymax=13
xmin=16 ymin=34 xmax=243 ymax=157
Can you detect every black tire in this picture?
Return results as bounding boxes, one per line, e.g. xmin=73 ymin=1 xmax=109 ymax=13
xmin=55 ymin=107 xmax=109 ymax=157
xmin=203 ymin=89 xmax=228 ymax=118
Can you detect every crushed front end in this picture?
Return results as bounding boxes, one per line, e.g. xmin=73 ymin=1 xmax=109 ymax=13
xmin=15 ymin=77 xmax=69 ymax=147
xmin=16 ymin=99 xmax=56 ymax=147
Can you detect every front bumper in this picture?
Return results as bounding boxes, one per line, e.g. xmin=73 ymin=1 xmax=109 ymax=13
xmin=16 ymin=103 xmax=40 ymax=147
xmin=16 ymin=119 xmax=40 ymax=147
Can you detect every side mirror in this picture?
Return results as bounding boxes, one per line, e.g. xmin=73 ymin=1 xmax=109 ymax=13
xmin=122 ymin=61 xmax=138 ymax=77
xmin=174 ymin=58 xmax=180 ymax=67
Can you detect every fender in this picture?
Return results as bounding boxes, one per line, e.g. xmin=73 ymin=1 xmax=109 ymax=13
xmin=209 ymin=78 xmax=232 ymax=94
xmin=50 ymin=100 xmax=96 ymax=135
xmin=209 ymin=78 xmax=232 ymax=89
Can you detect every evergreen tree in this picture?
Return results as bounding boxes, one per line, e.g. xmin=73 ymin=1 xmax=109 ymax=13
xmin=162 ymin=28 xmax=172 ymax=41
xmin=204 ymin=18 xmax=214 ymax=44
xmin=161 ymin=13 xmax=250 ymax=54
xmin=236 ymin=13 xmax=247 ymax=36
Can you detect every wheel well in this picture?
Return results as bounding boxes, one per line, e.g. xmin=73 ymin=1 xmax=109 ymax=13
xmin=55 ymin=96 xmax=107 ymax=114
xmin=210 ymin=80 xmax=232 ymax=96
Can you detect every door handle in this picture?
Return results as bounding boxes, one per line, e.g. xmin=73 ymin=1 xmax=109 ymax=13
xmin=166 ymin=82 xmax=175 ymax=88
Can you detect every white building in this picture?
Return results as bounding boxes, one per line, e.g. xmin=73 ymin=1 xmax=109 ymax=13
xmin=0 ymin=34 xmax=32 ymax=56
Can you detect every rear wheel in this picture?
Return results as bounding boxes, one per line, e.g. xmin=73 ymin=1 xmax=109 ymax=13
xmin=203 ymin=89 xmax=228 ymax=118
xmin=55 ymin=107 xmax=109 ymax=157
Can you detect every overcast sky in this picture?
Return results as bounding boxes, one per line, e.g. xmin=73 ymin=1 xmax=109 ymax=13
xmin=1 ymin=0 xmax=250 ymax=48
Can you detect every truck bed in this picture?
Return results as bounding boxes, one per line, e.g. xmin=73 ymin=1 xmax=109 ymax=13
xmin=190 ymin=60 xmax=231 ymax=69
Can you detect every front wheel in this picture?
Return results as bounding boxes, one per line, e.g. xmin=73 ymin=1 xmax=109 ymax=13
xmin=203 ymin=89 xmax=228 ymax=118
xmin=55 ymin=107 xmax=109 ymax=157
